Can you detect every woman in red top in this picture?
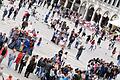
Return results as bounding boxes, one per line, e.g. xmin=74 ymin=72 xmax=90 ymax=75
xmin=14 ymin=51 xmax=23 ymax=71
xmin=0 ymin=45 xmax=8 ymax=64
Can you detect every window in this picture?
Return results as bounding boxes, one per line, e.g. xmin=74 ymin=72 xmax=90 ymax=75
xmin=108 ymin=0 xmax=112 ymax=4
xmin=112 ymin=0 xmax=117 ymax=6
xmin=104 ymin=0 xmax=108 ymax=2
xmin=116 ymin=0 xmax=120 ymax=7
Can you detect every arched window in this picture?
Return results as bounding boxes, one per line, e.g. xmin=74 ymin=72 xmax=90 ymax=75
xmin=108 ymin=0 xmax=112 ymax=4
xmin=104 ymin=0 xmax=108 ymax=2
xmin=112 ymin=0 xmax=117 ymax=6
xmin=116 ymin=0 xmax=120 ymax=7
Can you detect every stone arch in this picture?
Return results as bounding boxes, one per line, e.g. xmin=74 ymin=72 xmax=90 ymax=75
xmin=110 ymin=14 xmax=119 ymax=21
xmin=60 ymin=0 xmax=67 ymax=6
xmin=101 ymin=11 xmax=110 ymax=27
xmin=73 ymin=0 xmax=81 ymax=11
xmin=93 ymin=8 xmax=102 ymax=23
xmin=79 ymin=1 xmax=87 ymax=17
xmin=108 ymin=14 xmax=119 ymax=31
xmin=66 ymin=0 xmax=73 ymax=9
xmin=112 ymin=0 xmax=117 ymax=6
xmin=103 ymin=11 xmax=109 ymax=17
xmin=85 ymin=4 xmax=95 ymax=21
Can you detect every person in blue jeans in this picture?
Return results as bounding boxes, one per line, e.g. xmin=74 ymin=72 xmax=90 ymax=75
xmin=8 ymin=49 xmax=16 ymax=68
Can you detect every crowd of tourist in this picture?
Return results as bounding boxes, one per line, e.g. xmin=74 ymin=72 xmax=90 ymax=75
xmin=0 ymin=0 xmax=120 ymax=80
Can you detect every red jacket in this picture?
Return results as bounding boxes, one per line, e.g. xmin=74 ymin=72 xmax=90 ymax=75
xmin=91 ymin=40 xmax=95 ymax=45
xmin=0 ymin=48 xmax=8 ymax=58
xmin=15 ymin=52 xmax=23 ymax=64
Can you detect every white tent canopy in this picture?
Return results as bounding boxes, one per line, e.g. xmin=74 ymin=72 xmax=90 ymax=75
xmin=108 ymin=19 xmax=120 ymax=27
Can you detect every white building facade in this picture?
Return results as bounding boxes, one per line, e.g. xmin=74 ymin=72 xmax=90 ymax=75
xmin=57 ymin=0 xmax=120 ymax=27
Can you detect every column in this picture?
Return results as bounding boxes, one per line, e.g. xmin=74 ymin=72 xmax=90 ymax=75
xmin=99 ymin=15 xmax=103 ymax=27
xmin=111 ymin=0 xmax=114 ymax=5
xmin=64 ymin=0 xmax=68 ymax=7
xmin=107 ymin=0 xmax=110 ymax=3
xmin=83 ymin=7 xmax=89 ymax=20
xmin=115 ymin=0 xmax=119 ymax=7
xmin=57 ymin=0 xmax=61 ymax=5
xmin=70 ymin=0 xmax=76 ymax=10
xmin=107 ymin=20 xmax=110 ymax=27
xmin=91 ymin=10 xmax=96 ymax=21
xmin=77 ymin=4 xmax=82 ymax=13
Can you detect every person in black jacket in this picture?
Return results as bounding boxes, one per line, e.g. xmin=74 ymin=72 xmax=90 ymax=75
xmin=12 ymin=8 xmax=19 ymax=20
xmin=86 ymin=35 xmax=91 ymax=44
xmin=2 ymin=8 xmax=8 ymax=21
xmin=18 ymin=55 xmax=29 ymax=74
xmin=35 ymin=57 xmax=44 ymax=76
xmin=7 ymin=7 xmax=14 ymax=18
xmin=24 ymin=56 xmax=36 ymax=78
xmin=76 ymin=45 xmax=85 ymax=60
xmin=67 ymin=35 xmax=76 ymax=49
xmin=75 ymin=19 xmax=79 ymax=28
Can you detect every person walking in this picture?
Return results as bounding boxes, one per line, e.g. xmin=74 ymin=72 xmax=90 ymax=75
xmin=25 ymin=12 xmax=30 ymax=21
xmin=7 ymin=7 xmax=14 ymax=18
xmin=12 ymin=8 xmax=19 ymax=20
xmin=21 ymin=21 xmax=28 ymax=30
xmin=8 ymin=49 xmax=16 ymax=68
xmin=61 ymin=52 xmax=68 ymax=66
xmin=44 ymin=9 xmax=52 ymax=23
xmin=75 ymin=36 xmax=82 ymax=48
xmin=97 ymin=37 xmax=102 ymax=46
xmin=24 ymin=56 xmax=36 ymax=78
xmin=86 ymin=35 xmax=91 ymax=44
xmin=14 ymin=51 xmax=23 ymax=71
xmin=0 ymin=33 xmax=3 ymax=50
xmin=117 ymin=52 xmax=120 ymax=66
xmin=18 ymin=55 xmax=29 ymax=74
xmin=75 ymin=19 xmax=79 ymax=28
xmin=111 ymin=47 xmax=117 ymax=58
xmin=0 ymin=0 xmax=2 ymax=9
xmin=67 ymin=35 xmax=76 ymax=49
xmin=37 ymin=37 xmax=42 ymax=46
xmin=76 ymin=45 xmax=85 ymax=60
xmin=89 ymin=40 xmax=95 ymax=51
xmin=2 ymin=8 xmax=8 ymax=20
xmin=28 ymin=1 xmax=33 ymax=9
xmin=0 ymin=45 xmax=8 ymax=64
xmin=35 ymin=57 xmax=43 ymax=76
xmin=0 ymin=66 xmax=4 ymax=80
